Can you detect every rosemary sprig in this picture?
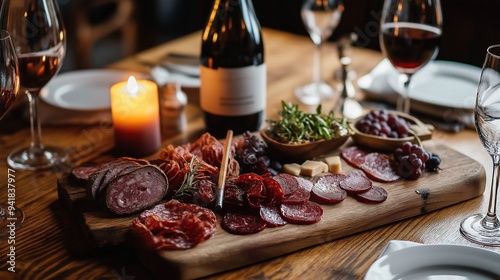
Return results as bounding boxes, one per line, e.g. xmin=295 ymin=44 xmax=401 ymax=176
xmin=173 ymin=157 xmax=202 ymax=199
xmin=266 ymin=101 xmax=351 ymax=144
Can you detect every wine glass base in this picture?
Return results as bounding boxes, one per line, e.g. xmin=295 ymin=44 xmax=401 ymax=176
xmin=295 ymin=82 xmax=335 ymax=105
xmin=460 ymin=213 xmax=500 ymax=246
xmin=0 ymin=204 xmax=25 ymax=238
xmin=7 ymin=146 xmax=68 ymax=171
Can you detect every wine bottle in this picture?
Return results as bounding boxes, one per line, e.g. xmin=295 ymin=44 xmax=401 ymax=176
xmin=200 ymin=0 xmax=266 ymax=138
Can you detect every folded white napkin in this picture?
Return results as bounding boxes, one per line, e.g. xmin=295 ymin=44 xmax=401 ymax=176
xmin=376 ymin=240 xmax=422 ymax=258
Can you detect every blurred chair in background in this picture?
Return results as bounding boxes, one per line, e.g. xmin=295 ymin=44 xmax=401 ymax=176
xmin=71 ymin=0 xmax=136 ymax=69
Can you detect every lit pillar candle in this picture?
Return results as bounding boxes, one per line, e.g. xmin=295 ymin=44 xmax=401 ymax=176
xmin=110 ymin=76 xmax=161 ymax=157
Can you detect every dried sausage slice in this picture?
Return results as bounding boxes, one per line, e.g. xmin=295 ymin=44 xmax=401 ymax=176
xmin=259 ymin=205 xmax=287 ymax=227
xmin=105 ymin=165 xmax=168 ymax=215
xmin=273 ymin=173 xmax=310 ymax=204
xmin=353 ymin=185 xmax=388 ymax=203
xmin=339 ymin=173 xmax=372 ymax=194
xmin=280 ymin=201 xmax=323 ymax=225
xmin=132 ymin=200 xmax=217 ymax=250
xmin=311 ymin=174 xmax=347 ymax=204
xmin=341 ymin=146 xmax=371 ymax=168
xmin=222 ymin=211 xmax=267 ymax=235
xmin=360 ymin=153 xmax=400 ymax=182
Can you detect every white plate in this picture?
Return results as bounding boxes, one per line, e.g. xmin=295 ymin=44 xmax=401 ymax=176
xmin=364 ymin=244 xmax=500 ymax=280
xmin=40 ymin=69 xmax=146 ymax=111
xmin=388 ymin=60 xmax=482 ymax=110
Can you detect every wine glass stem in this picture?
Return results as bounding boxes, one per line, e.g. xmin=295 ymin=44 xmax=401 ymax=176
xmin=26 ymin=90 xmax=46 ymax=159
xmin=484 ymin=155 xmax=500 ymax=229
xmin=313 ymin=43 xmax=322 ymax=84
xmin=399 ymin=74 xmax=412 ymax=114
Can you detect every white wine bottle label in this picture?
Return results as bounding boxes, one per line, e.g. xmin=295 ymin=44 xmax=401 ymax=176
xmin=200 ymin=64 xmax=266 ymax=116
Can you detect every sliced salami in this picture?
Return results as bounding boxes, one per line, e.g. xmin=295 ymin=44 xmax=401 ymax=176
xmin=353 ymin=185 xmax=388 ymax=203
xmin=339 ymin=173 xmax=372 ymax=194
xmin=259 ymin=205 xmax=287 ymax=227
xmin=295 ymin=176 xmax=313 ymax=192
xmin=272 ymin=173 xmax=300 ymax=197
xmin=104 ymin=165 xmax=168 ymax=215
xmin=280 ymin=201 xmax=323 ymax=225
xmin=132 ymin=200 xmax=217 ymax=250
xmin=273 ymin=173 xmax=310 ymax=204
xmin=341 ymin=146 xmax=371 ymax=168
xmin=222 ymin=211 xmax=267 ymax=235
xmin=360 ymin=152 xmax=400 ymax=182
xmin=311 ymin=174 xmax=347 ymax=204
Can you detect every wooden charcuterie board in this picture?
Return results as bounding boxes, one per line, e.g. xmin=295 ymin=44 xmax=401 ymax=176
xmin=57 ymin=141 xmax=486 ymax=280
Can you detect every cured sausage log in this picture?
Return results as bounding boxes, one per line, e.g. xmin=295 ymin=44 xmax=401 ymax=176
xmin=104 ymin=165 xmax=168 ymax=215
xmin=72 ymin=157 xmax=169 ymax=215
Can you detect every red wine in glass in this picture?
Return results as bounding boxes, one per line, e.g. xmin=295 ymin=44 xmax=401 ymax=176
xmin=18 ymin=54 xmax=60 ymax=93
xmin=382 ymin=22 xmax=441 ymax=74
xmin=380 ymin=0 xmax=442 ymax=114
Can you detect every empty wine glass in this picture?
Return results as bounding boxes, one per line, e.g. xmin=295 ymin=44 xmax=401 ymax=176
xmin=0 ymin=30 xmax=25 ymax=237
xmin=295 ymin=0 xmax=344 ymax=105
xmin=380 ymin=0 xmax=442 ymax=114
xmin=1 ymin=0 xmax=67 ymax=170
xmin=460 ymin=44 xmax=500 ymax=246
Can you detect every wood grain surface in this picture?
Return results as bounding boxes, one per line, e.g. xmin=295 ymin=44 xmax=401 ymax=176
xmin=57 ymin=140 xmax=485 ymax=279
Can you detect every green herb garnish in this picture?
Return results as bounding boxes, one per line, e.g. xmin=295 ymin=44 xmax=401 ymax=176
xmin=266 ymin=101 xmax=351 ymax=144
xmin=173 ymin=157 xmax=202 ymax=199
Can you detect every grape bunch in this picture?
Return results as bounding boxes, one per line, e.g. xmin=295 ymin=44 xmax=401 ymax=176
xmin=355 ymin=109 xmax=411 ymax=138
xmin=234 ymin=131 xmax=281 ymax=175
xmin=394 ymin=141 xmax=430 ymax=180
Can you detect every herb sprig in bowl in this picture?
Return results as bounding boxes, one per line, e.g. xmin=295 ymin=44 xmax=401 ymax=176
xmin=265 ymin=101 xmax=351 ymax=144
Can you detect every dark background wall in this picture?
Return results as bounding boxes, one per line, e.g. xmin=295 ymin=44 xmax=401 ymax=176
xmin=59 ymin=0 xmax=500 ymax=71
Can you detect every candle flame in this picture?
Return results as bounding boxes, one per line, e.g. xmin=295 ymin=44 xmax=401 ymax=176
xmin=127 ymin=76 xmax=139 ymax=97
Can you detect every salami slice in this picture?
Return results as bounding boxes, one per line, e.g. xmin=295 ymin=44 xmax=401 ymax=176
xmin=339 ymin=172 xmax=372 ymax=193
xmin=360 ymin=153 xmax=400 ymax=182
xmin=222 ymin=211 xmax=267 ymax=235
xmin=353 ymin=185 xmax=388 ymax=203
xmin=260 ymin=205 xmax=287 ymax=227
xmin=295 ymin=176 xmax=313 ymax=193
xmin=341 ymin=146 xmax=371 ymax=168
xmin=272 ymin=173 xmax=299 ymax=197
xmin=132 ymin=200 xmax=217 ymax=250
xmin=273 ymin=173 xmax=310 ymax=204
xmin=311 ymin=174 xmax=347 ymax=204
xmin=280 ymin=201 xmax=323 ymax=224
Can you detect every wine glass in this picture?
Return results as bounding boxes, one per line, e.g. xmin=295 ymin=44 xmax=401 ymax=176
xmin=0 ymin=30 xmax=25 ymax=237
xmin=1 ymin=0 xmax=67 ymax=170
xmin=380 ymin=0 xmax=442 ymax=114
xmin=460 ymin=44 xmax=500 ymax=246
xmin=295 ymin=0 xmax=344 ymax=105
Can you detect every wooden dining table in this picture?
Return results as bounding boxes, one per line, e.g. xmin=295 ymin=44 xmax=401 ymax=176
xmin=0 ymin=28 xmax=496 ymax=279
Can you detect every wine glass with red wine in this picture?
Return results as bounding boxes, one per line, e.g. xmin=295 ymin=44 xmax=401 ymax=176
xmin=295 ymin=0 xmax=344 ymax=105
xmin=380 ymin=0 xmax=442 ymax=114
xmin=0 ymin=30 xmax=25 ymax=237
xmin=1 ymin=0 xmax=67 ymax=170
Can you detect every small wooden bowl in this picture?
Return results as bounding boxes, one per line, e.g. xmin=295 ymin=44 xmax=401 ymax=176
xmin=350 ymin=111 xmax=433 ymax=151
xmin=259 ymin=128 xmax=350 ymax=161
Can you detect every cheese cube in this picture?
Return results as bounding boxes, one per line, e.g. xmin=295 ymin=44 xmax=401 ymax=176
xmin=283 ymin=163 xmax=301 ymax=176
xmin=300 ymin=160 xmax=325 ymax=177
xmin=325 ymin=156 xmax=342 ymax=173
